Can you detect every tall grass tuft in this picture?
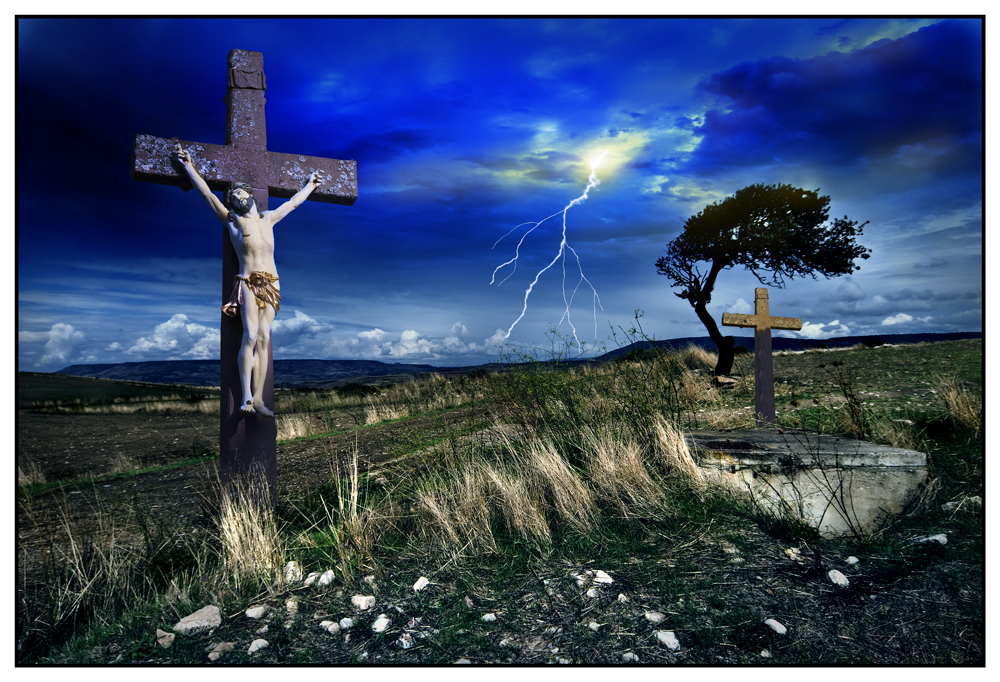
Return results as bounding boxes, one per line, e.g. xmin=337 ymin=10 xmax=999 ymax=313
xmin=937 ymin=375 xmax=982 ymax=434
xmin=219 ymin=479 xmax=285 ymax=589
xmin=580 ymin=426 xmax=665 ymax=517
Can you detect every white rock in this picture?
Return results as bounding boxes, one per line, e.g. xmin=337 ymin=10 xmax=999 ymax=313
xmin=622 ymin=652 xmax=639 ymax=662
xmin=558 ymin=657 xmax=572 ymax=664
xmin=398 ymin=632 xmax=415 ymax=649
xmin=761 ymin=649 xmax=771 ymax=658
xmin=656 ymin=630 xmax=681 ymax=650
xmin=413 ymin=576 xmax=430 ymax=592
xmin=283 ymin=561 xmax=303 ymax=583
xmin=248 ymin=638 xmax=269 ymax=654
xmin=455 ymin=658 xmax=471 ymax=664
xmin=617 ymin=593 xmax=629 ymax=603
xmin=593 ymin=570 xmax=614 ymax=584
xmin=764 ymin=618 xmax=787 ymax=635
xmin=319 ymin=620 xmax=340 ymax=634
xmin=372 ymin=615 xmax=391 ymax=632
xmin=828 ymin=569 xmax=850 ymax=588
xmin=304 ymin=572 xmax=321 ymax=586
xmin=589 ymin=621 xmax=602 ymax=631
xmin=351 ymin=595 xmax=376 ymax=610
xmin=586 ymin=587 xmax=599 ymax=599
xmin=285 ymin=599 xmax=298 ymax=614
xmin=482 ymin=612 xmax=497 ymax=622
xmin=845 ymin=556 xmax=860 ymax=566
xmin=155 ymin=629 xmax=175 ymax=648
xmin=499 ymin=638 xmax=511 ymax=646
xmin=173 ymin=605 xmax=222 ymax=635
xmin=206 ymin=642 xmax=233 ymax=661
xmin=255 ymin=625 xmax=268 ymax=635
xmin=644 ymin=611 xmax=666 ymax=624
xmin=339 ymin=617 xmax=354 ymax=630
xmin=911 ymin=533 xmax=948 ymax=545
xmin=319 ymin=570 xmax=336 ymax=586
xmin=364 ymin=574 xmax=377 ymax=585
xmin=942 ymin=495 xmax=982 ymax=512
xmin=245 ymin=605 xmax=267 ymax=619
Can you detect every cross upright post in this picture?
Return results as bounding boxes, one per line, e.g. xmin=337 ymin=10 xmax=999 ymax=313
xmin=130 ymin=49 xmax=357 ymax=504
xmin=721 ymin=288 xmax=802 ymax=426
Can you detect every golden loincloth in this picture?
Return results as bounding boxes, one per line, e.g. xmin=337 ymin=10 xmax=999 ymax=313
xmin=221 ymin=271 xmax=281 ymax=317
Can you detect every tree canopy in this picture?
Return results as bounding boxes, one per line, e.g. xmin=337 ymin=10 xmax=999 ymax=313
xmin=655 ymin=183 xmax=870 ymax=374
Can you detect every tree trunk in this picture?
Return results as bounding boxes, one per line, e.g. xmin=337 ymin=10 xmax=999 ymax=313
xmin=693 ymin=299 xmax=736 ymax=375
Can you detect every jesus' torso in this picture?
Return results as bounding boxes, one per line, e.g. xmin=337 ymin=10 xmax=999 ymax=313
xmin=228 ymin=212 xmax=279 ymax=280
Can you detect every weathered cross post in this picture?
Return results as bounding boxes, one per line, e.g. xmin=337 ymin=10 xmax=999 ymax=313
xmin=130 ymin=49 xmax=357 ymax=503
xmin=721 ymin=288 xmax=801 ymax=426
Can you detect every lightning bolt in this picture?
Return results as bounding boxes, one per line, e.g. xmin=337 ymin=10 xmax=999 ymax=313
xmin=492 ymin=150 xmax=607 ymax=348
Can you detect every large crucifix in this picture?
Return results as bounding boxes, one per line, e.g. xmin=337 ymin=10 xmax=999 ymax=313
xmin=130 ymin=49 xmax=357 ymax=501
xmin=721 ymin=288 xmax=801 ymax=426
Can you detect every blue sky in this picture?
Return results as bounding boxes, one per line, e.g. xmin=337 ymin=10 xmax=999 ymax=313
xmin=17 ymin=17 xmax=983 ymax=372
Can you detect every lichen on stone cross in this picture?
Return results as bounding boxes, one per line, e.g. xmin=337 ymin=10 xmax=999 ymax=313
xmin=721 ymin=288 xmax=802 ymax=426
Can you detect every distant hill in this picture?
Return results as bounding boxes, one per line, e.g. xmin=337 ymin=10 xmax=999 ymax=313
xmin=52 ymin=332 xmax=981 ymax=387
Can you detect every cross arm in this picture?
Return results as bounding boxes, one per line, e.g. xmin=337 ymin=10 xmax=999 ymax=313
xmin=131 ymin=134 xmax=358 ymax=207
xmin=721 ymin=313 xmax=802 ymax=331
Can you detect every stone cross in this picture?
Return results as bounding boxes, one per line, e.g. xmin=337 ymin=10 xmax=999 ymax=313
xmin=721 ymin=288 xmax=801 ymax=426
xmin=130 ymin=49 xmax=357 ymax=502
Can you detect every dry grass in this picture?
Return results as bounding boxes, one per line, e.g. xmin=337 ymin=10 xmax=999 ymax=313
xmin=937 ymin=375 xmax=982 ymax=434
xmin=363 ymin=399 xmax=410 ymax=425
xmin=108 ymin=452 xmax=140 ymax=475
xmin=676 ymin=344 xmax=718 ymax=371
xmin=18 ymin=459 xmax=46 ymax=488
xmin=580 ymin=426 xmax=665 ymax=517
xmin=219 ymin=481 xmax=285 ymax=588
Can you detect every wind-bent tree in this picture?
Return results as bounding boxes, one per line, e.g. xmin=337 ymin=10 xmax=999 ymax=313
xmin=655 ymin=183 xmax=870 ymax=376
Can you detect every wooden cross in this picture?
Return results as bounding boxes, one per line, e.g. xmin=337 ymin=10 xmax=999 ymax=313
xmin=130 ymin=49 xmax=357 ymax=502
xmin=721 ymin=288 xmax=801 ymax=426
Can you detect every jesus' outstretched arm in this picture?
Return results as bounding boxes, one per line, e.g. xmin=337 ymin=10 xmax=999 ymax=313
xmin=175 ymin=144 xmax=229 ymax=223
xmin=269 ymin=171 xmax=323 ymax=225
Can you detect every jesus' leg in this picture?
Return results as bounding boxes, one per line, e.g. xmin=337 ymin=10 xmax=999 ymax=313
xmin=238 ymin=284 xmax=261 ymax=414
xmin=250 ymin=304 xmax=277 ymax=418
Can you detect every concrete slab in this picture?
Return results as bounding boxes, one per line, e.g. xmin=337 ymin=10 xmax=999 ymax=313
xmin=684 ymin=429 xmax=928 ymax=537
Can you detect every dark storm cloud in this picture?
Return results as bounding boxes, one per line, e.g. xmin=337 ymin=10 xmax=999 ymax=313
xmin=688 ymin=20 xmax=982 ymax=174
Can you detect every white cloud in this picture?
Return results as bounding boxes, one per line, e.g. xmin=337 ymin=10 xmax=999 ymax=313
xmin=797 ymin=319 xmax=851 ymax=339
xmin=881 ymin=313 xmax=912 ymax=326
xmin=19 ymin=323 xmax=86 ymax=367
xmin=127 ymin=314 xmax=218 ymax=359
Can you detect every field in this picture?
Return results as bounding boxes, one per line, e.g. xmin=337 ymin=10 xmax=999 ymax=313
xmin=16 ymin=339 xmax=983 ymax=665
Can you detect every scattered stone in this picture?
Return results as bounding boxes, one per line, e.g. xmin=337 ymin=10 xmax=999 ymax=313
xmin=464 ymin=595 xmax=474 ymax=609
xmin=413 ymin=576 xmax=431 ymax=592
xmin=645 ymin=611 xmax=666 ymax=624
xmin=285 ymin=598 xmax=299 ymax=615
xmin=500 ymin=638 xmax=512 ymax=646
xmin=206 ymin=642 xmax=234 ymax=661
xmin=482 ymin=612 xmax=497 ymax=622
xmin=589 ymin=621 xmax=602 ymax=631
xmin=319 ymin=620 xmax=341 ymax=635
xmin=155 ymin=629 xmax=175 ymax=648
xmin=593 ymin=570 xmax=614 ymax=584
xmin=372 ymin=614 xmax=391 ymax=633
xmin=304 ymin=572 xmax=321 ymax=586
xmin=339 ymin=617 xmax=354 ymax=630
xmin=764 ymin=618 xmax=787 ymax=635
xmin=784 ymin=547 xmax=806 ymax=563
xmin=455 ymin=658 xmax=471 ymax=664
xmin=586 ymin=587 xmax=600 ymax=598
xmin=283 ymin=561 xmax=303 ymax=583
xmin=173 ymin=605 xmax=222 ymax=635
xmin=845 ymin=556 xmax=860 ymax=566
xmin=255 ymin=625 xmax=269 ymax=635
xmin=910 ymin=533 xmax=948 ymax=545
xmin=248 ymin=639 xmax=269 ymax=654
xmin=656 ymin=630 xmax=681 ymax=650
xmin=761 ymin=649 xmax=772 ymax=658
xmin=617 ymin=593 xmax=629 ymax=603
xmin=398 ymin=632 xmax=415 ymax=649
xmin=351 ymin=595 xmax=376 ymax=610
xmin=545 ymin=626 xmax=563 ymax=636
xmin=828 ymin=569 xmax=850 ymax=588
xmin=622 ymin=652 xmax=639 ymax=662
xmin=319 ymin=570 xmax=336 ymax=586
xmin=364 ymin=574 xmax=377 ymax=585
xmin=942 ymin=495 xmax=982 ymax=512
xmin=245 ymin=605 xmax=267 ymax=619
xmin=557 ymin=657 xmax=572 ymax=664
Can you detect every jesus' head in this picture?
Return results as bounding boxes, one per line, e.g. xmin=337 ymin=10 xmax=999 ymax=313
xmin=224 ymin=183 xmax=257 ymax=217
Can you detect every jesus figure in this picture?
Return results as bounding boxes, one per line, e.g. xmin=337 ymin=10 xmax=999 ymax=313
xmin=176 ymin=144 xmax=322 ymax=417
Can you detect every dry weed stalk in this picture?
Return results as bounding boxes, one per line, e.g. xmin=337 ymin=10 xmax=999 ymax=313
xmin=525 ymin=439 xmax=597 ymax=533
xmin=219 ymin=479 xmax=285 ymax=587
xmin=18 ymin=459 xmax=46 ymax=488
xmin=581 ymin=426 xmax=665 ymax=516
xmin=937 ymin=376 xmax=982 ymax=434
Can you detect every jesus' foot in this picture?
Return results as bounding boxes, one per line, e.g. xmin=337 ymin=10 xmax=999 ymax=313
xmin=240 ymin=400 xmax=255 ymax=415
xmin=253 ymin=401 xmax=275 ymax=419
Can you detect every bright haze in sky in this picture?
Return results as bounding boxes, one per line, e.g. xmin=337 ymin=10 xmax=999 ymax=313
xmin=17 ymin=16 xmax=983 ymax=372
